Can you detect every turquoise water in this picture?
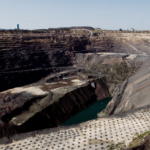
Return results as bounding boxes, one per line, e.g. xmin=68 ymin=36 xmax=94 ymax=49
xmin=62 ymin=97 xmax=112 ymax=126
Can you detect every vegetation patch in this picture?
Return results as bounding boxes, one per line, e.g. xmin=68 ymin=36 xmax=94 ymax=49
xmin=109 ymin=142 xmax=126 ymax=150
xmin=108 ymin=131 xmax=150 ymax=150
xmin=128 ymin=131 xmax=150 ymax=148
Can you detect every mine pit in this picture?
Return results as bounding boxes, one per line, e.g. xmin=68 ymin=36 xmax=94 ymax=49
xmin=1 ymin=29 xmax=150 ymax=149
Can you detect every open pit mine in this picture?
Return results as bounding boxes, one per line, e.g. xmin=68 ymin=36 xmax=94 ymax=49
xmin=1 ymin=27 xmax=150 ymax=150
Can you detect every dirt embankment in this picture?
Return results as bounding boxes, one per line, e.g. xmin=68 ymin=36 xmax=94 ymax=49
xmin=75 ymin=52 xmax=150 ymax=118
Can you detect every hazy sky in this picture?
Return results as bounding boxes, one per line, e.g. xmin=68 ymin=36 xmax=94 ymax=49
xmin=0 ymin=0 xmax=150 ymax=30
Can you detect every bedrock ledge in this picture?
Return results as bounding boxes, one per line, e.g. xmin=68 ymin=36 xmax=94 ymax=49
xmin=0 ymin=77 xmax=110 ymax=139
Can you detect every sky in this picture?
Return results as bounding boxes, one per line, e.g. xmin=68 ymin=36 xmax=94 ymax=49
xmin=0 ymin=0 xmax=150 ymax=30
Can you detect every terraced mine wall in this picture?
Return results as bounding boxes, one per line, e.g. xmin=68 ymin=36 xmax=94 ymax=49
xmin=0 ymin=32 xmax=90 ymax=92
xmin=1 ymin=30 xmax=150 ymax=92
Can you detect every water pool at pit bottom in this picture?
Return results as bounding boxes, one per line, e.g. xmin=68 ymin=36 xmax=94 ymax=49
xmin=61 ymin=97 xmax=112 ymax=126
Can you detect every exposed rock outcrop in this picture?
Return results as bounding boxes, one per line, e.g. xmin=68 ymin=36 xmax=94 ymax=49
xmin=0 ymin=77 xmax=110 ymax=139
xmin=1 ymin=31 xmax=150 ymax=92
xmin=0 ymin=32 xmax=89 ymax=92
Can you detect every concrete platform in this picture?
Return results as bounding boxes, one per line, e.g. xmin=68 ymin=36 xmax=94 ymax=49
xmin=1 ymin=106 xmax=150 ymax=150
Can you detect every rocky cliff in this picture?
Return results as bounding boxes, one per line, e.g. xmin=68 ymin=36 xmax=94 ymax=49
xmin=0 ymin=77 xmax=110 ymax=139
xmin=75 ymin=52 xmax=150 ymax=117
xmin=0 ymin=32 xmax=90 ymax=92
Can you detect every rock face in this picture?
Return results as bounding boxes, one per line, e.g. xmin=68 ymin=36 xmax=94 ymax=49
xmin=1 ymin=31 xmax=150 ymax=92
xmin=0 ymin=32 xmax=89 ymax=92
xmin=0 ymin=77 xmax=110 ymax=139
xmin=75 ymin=52 xmax=149 ymax=117
xmin=97 ymin=55 xmax=150 ymax=117
xmin=113 ymin=59 xmax=150 ymax=115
